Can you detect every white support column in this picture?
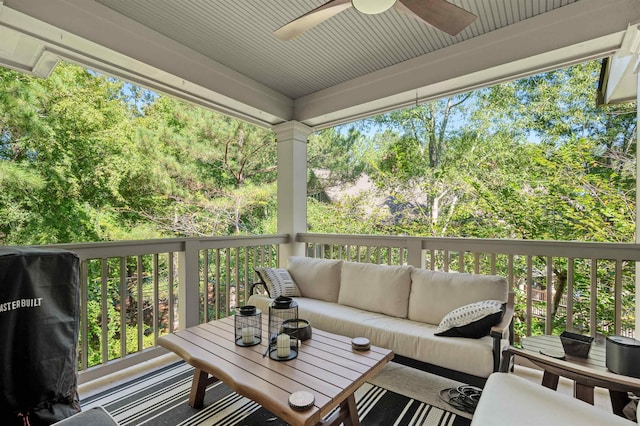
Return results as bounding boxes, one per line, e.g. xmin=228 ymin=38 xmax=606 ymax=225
xmin=609 ymin=24 xmax=640 ymax=339
xmin=178 ymin=240 xmax=201 ymax=329
xmin=273 ymin=121 xmax=313 ymax=265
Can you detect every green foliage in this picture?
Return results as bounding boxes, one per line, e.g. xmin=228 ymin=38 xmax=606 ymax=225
xmin=307 ymin=198 xmax=387 ymax=234
xmin=1 ymin=58 xmax=636 ymax=346
xmin=348 ymin=60 xmax=636 ymax=338
xmin=0 ymin=64 xmax=283 ymax=242
xmin=129 ymin=97 xmax=279 ymax=236
xmin=84 ymin=298 xmax=156 ymax=367
xmin=0 ymin=63 xmax=141 ymax=243
xmin=357 ymin=61 xmax=636 ymax=245
xmin=307 ymin=127 xmax=367 ymax=194
xmin=1 ymin=60 xmax=635 ymax=245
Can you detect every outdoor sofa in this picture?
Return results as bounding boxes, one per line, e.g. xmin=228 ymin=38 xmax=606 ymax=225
xmin=247 ymin=256 xmax=514 ymax=386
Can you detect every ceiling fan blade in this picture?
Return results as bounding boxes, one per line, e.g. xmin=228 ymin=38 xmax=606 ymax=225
xmin=397 ymin=0 xmax=476 ymax=36
xmin=274 ymin=0 xmax=352 ymax=41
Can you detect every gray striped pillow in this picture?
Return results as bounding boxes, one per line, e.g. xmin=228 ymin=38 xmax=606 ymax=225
xmin=255 ymin=268 xmax=302 ymax=298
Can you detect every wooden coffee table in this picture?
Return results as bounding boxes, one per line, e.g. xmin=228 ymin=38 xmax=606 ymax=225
xmin=503 ymin=334 xmax=640 ymax=417
xmin=157 ymin=316 xmax=393 ymax=426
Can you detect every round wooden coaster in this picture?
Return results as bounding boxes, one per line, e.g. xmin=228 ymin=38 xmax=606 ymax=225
xmin=289 ymin=391 xmax=315 ymax=411
xmin=351 ymin=337 xmax=370 ymax=351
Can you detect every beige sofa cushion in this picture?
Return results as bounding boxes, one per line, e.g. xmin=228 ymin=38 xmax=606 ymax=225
xmin=338 ymin=262 xmax=412 ymax=318
xmin=409 ymin=269 xmax=508 ymax=324
xmin=287 ymin=257 xmax=343 ymax=303
xmin=247 ymin=293 xmax=501 ymax=378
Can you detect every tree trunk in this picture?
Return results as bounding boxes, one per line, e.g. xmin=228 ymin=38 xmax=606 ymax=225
xmin=552 ymin=268 xmax=567 ymax=317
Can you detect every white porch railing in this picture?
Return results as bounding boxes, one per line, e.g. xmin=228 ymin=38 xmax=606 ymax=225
xmin=298 ymin=233 xmax=639 ymax=342
xmin=25 ymin=233 xmax=638 ymax=382
xmin=46 ymin=234 xmax=288 ymax=383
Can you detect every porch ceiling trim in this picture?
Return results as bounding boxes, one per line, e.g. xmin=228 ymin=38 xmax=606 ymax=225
xmin=0 ymin=0 xmax=639 ymax=130
xmin=0 ymin=0 xmax=292 ymax=128
xmin=599 ymin=24 xmax=640 ymax=105
xmin=296 ymin=0 xmax=640 ymax=128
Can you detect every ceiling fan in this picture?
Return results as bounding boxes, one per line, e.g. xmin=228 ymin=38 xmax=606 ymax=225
xmin=274 ymin=0 xmax=477 ymax=41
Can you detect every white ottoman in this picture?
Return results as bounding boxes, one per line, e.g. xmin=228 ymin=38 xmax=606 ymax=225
xmin=472 ymin=373 xmax=636 ymax=426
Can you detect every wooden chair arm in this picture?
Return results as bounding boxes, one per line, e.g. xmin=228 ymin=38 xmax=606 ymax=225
xmin=250 ymin=282 xmax=270 ymax=297
xmin=490 ymin=291 xmax=515 ymax=372
xmin=490 ymin=291 xmax=515 ymax=340
xmin=500 ymin=346 xmax=517 ymax=372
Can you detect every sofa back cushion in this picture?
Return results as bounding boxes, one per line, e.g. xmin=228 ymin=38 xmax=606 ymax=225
xmin=338 ymin=262 xmax=413 ymax=318
xmin=287 ymin=257 xmax=343 ymax=303
xmin=408 ymin=269 xmax=508 ymax=324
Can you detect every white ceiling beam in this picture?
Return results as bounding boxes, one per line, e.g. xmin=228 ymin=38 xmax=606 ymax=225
xmin=0 ymin=25 xmax=59 ymax=77
xmin=0 ymin=0 xmax=293 ymax=128
xmin=600 ymin=24 xmax=640 ymax=105
xmin=295 ymin=0 xmax=640 ymax=129
xmin=603 ymin=55 xmax=637 ymax=105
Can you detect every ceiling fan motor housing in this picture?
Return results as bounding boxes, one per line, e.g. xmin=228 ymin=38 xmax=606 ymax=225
xmin=351 ymin=0 xmax=397 ymax=14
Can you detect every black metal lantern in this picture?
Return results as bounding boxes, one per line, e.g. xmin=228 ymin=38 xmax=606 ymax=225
xmin=234 ymin=305 xmax=262 ymax=347
xmin=267 ymin=296 xmax=298 ymax=360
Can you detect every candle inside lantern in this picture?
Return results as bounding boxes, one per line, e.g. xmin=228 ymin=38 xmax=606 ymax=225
xmin=241 ymin=327 xmax=254 ymax=344
xmin=277 ymin=333 xmax=291 ymax=358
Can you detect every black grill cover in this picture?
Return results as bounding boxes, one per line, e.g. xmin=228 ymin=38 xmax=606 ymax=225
xmin=0 ymin=248 xmax=81 ymax=425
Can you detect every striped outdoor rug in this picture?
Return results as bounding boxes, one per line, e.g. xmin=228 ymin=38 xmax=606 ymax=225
xmin=81 ymin=361 xmax=471 ymax=426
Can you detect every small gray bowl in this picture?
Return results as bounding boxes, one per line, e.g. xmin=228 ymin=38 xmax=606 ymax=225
xmin=282 ymin=319 xmax=312 ymax=341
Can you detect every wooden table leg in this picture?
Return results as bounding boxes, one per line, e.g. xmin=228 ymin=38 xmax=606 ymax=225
xmin=609 ymin=390 xmax=631 ymax=417
xmin=319 ymin=394 xmax=360 ymax=426
xmin=574 ymin=382 xmax=594 ymax=405
xmin=189 ymin=369 xmax=209 ymax=408
xmin=541 ymin=371 xmax=559 ymax=390
xmin=342 ymin=394 xmax=360 ymax=426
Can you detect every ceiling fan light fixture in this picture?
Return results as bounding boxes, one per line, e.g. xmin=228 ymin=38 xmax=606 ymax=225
xmin=351 ymin=0 xmax=396 ymax=15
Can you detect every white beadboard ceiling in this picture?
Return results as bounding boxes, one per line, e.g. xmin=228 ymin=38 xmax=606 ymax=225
xmin=93 ymin=0 xmax=576 ymax=99
xmin=0 ymin=0 xmax=639 ymax=129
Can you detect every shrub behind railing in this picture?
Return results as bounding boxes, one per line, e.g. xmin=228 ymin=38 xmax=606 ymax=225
xmin=41 ymin=235 xmax=287 ymax=372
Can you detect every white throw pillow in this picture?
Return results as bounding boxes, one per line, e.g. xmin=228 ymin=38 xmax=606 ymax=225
xmin=338 ymin=262 xmax=412 ymax=318
xmin=435 ymin=299 xmax=504 ymax=337
xmin=287 ymin=256 xmax=343 ymax=302
xmin=255 ymin=267 xmax=301 ymax=298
